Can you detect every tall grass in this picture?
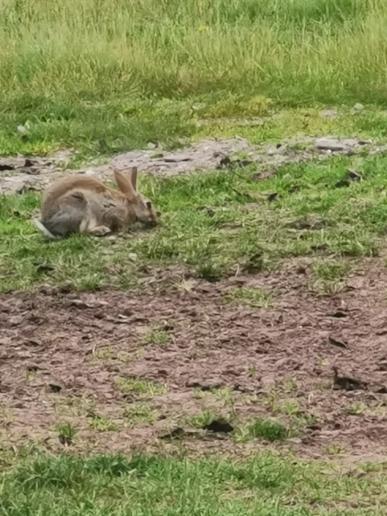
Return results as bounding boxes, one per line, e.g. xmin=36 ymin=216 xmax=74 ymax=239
xmin=0 ymin=0 xmax=386 ymax=155
xmin=1 ymin=0 xmax=386 ymax=102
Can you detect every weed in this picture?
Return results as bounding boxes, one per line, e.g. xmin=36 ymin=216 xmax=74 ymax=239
xmin=326 ymin=443 xmax=345 ymax=456
xmin=116 ymin=377 xmax=166 ymax=399
xmin=311 ymin=259 xmax=352 ymax=294
xmin=236 ymin=418 xmax=288 ymax=443
xmin=88 ymin=415 xmax=118 ymax=432
xmin=56 ymin=422 xmax=77 ymax=445
xmin=123 ymin=403 xmax=157 ymax=427
xmin=211 ymin=387 xmax=235 ymax=406
xmin=143 ymin=328 xmax=171 ymax=347
xmin=226 ymin=287 xmax=272 ymax=308
xmin=271 ymin=399 xmax=302 ymax=417
xmin=188 ymin=410 xmax=233 ymax=431
xmin=189 ymin=410 xmax=220 ymax=429
xmin=346 ymin=402 xmax=367 ymax=416
xmin=92 ymin=346 xmax=114 ymax=361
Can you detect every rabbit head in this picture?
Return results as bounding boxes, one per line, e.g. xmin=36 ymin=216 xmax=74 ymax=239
xmin=113 ymin=167 xmax=159 ymax=227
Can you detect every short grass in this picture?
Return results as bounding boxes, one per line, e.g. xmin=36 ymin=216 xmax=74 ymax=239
xmin=115 ymin=377 xmax=166 ymax=400
xmin=88 ymin=414 xmax=118 ymax=433
xmin=311 ymin=259 xmax=353 ymax=294
xmin=226 ymin=287 xmax=272 ymax=308
xmin=1 ymin=1 xmax=387 ymax=157
xmin=189 ymin=410 xmax=231 ymax=430
xmin=143 ymin=327 xmax=171 ymax=347
xmin=123 ymin=403 xmax=157 ymax=428
xmin=236 ymin=418 xmax=289 ymax=443
xmin=3 ymin=153 xmax=387 ymax=292
xmin=55 ymin=422 xmax=77 ymax=446
xmin=0 ymin=452 xmax=386 ymax=515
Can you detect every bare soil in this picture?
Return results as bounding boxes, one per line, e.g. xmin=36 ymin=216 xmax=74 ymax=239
xmin=1 ymin=259 xmax=386 ymax=461
xmin=0 ymin=136 xmax=384 ymax=194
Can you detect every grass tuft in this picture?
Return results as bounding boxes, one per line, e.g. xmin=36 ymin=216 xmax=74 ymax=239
xmin=116 ymin=377 xmax=166 ymax=399
xmin=237 ymin=418 xmax=289 ymax=443
xmin=226 ymin=287 xmax=272 ymax=308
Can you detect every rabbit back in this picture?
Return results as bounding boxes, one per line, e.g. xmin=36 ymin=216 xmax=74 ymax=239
xmin=41 ymin=175 xmax=108 ymax=219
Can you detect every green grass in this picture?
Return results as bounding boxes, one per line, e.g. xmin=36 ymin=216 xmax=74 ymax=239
xmin=226 ymin=287 xmax=272 ymax=308
xmin=1 ymin=0 xmax=387 ymax=156
xmin=123 ymin=403 xmax=157 ymax=428
xmin=189 ymin=410 xmax=233 ymax=430
xmin=116 ymin=377 xmax=166 ymax=400
xmin=143 ymin=327 xmax=171 ymax=347
xmin=3 ymin=153 xmax=387 ymax=292
xmin=311 ymin=259 xmax=352 ymax=294
xmin=0 ymin=452 xmax=386 ymax=515
xmin=236 ymin=418 xmax=289 ymax=443
xmin=88 ymin=414 xmax=118 ymax=433
xmin=56 ymin=422 xmax=77 ymax=446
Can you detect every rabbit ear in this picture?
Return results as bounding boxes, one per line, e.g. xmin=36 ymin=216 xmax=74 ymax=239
xmin=114 ymin=169 xmax=136 ymax=200
xmin=129 ymin=167 xmax=138 ymax=191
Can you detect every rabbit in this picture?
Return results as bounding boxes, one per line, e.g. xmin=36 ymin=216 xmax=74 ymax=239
xmin=34 ymin=167 xmax=159 ymax=239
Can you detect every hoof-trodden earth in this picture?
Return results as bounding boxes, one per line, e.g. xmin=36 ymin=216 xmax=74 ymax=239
xmin=1 ymin=260 xmax=387 ymax=461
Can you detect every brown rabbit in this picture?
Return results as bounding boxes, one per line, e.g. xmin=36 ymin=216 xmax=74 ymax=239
xmin=34 ymin=167 xmax=158 ymax=238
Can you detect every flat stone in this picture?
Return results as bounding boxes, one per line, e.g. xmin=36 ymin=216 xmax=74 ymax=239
xmin=315 ymin=138 xmax=347 ymax=151
xmin=320 ymin=109 xmax=338 ymax=119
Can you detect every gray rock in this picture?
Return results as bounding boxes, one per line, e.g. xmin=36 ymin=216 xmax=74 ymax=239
xmin=320 ymin=109 xmax=338 ymax=119
xmin=352 ymin=103 xmax=365 ymax=113
xmin=315 ymin=138 xmax=346 ymax=151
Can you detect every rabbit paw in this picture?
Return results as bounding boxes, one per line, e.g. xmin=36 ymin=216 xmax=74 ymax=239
xmin=89 ymin=225 xmax=112 ymax=237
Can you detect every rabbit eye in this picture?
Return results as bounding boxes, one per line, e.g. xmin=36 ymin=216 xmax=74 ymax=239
xmin=145 ymin=201 xmax=152 ymax=209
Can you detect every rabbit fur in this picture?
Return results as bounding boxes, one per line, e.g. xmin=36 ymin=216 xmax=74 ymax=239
xmin=34 ymin=167 xmax=158 ymax=239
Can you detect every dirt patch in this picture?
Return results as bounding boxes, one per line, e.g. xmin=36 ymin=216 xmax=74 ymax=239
xmin=1 ymin=136 xmax=385 ymax=195
xmin=0 ymin=259 xmax=386 ymax=461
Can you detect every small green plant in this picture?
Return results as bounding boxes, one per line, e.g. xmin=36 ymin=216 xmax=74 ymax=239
xmin=116 ymin=377 xmax=166 ymax=399
xmin=226 ymin=287 xmax=272 ymax=308
xmin=326 ymin=443 xmax=345 ymax=455
xmin=188 ymin=410 xmax=233 ymax=430
xmin=189 ymin=410 xmax=219 ymax=429
xmin=237 ymin=418 xmax=288 ymax=442
xmin=93 ymin=346 xmax=114 ymax=361
xmin=311 ymin=260 xmax=351 ymax=294
xmin=56 ymin=422 xmax=77 ymax=445
xmin=89 ymin=415 xmax=118 ymax=432
xmin=211 ymin=387 xmax=235 ymax=405
xmin=123 ymin=403 xmax=157 ymax=427
xmin=195 ymin=261 xmax=224 ymax=282
xmin=272 ymin=399 xmax=301 ymax=417
xmin=143 ymin=327 xmax=170 ymax=346
xmin=248 ymin=366 xmax=257 ymax=378
xmin=346 ymin=402 xmax=367 ymax=416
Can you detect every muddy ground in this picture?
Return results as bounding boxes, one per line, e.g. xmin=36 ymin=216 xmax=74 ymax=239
xmin=1 ymin=259 xmax=386 ymax=461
